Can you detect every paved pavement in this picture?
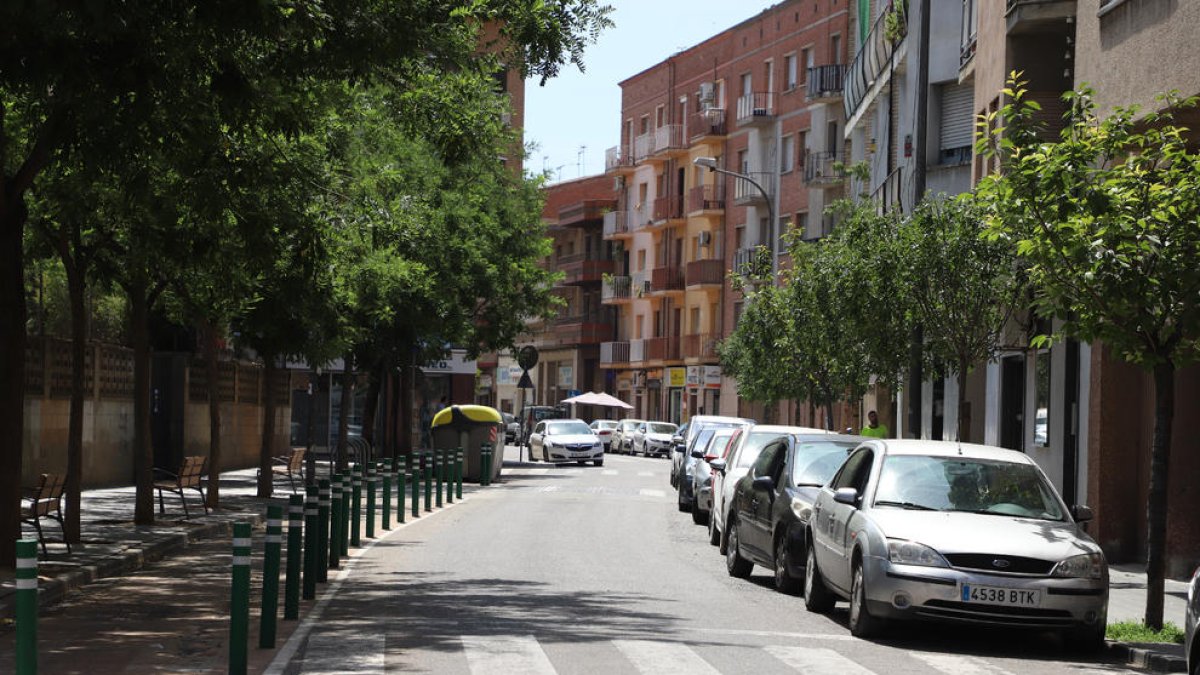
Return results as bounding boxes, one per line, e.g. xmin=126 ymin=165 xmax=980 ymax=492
xmin=0 ymin=446 xmax=1191 ymax=673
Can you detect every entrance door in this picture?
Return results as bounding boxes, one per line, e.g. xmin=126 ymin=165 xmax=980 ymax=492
xmin=669 ymin=389 xmax=682 ymax=424
xmin=1000 ymin=355 xmax=1026 ymax=451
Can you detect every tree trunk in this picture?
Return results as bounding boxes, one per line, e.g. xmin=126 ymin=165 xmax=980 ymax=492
xmin=399 ymin=352 xmax=415 ymax=457
xmin=202 ymin=322 xmax=222 ymax=510
xmin=64 ymin=256 xmax=87 ymax=543
xmin=335 ymin=354 xmax=354 ymax=471
xmin=130 ymin=282 xmax=156 ymax=525
xmin=956 ymin=357 xmax=970 ymax=443
xmin=0 ymin=191 xmax=29 ymax=565
xmin=361 ymin=361 xmax=383 ymax=453
xmin=257 ymin=354 xmax=277 ymax=498
xmin=1144 ymin=361 xmax=1175 ymax=630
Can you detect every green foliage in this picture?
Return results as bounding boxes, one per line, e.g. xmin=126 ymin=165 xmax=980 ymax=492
xmin=1106 ymin=621 xmax=1186 ymax=645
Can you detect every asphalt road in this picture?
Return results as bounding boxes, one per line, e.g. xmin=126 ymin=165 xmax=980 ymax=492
xmin=279 ymin=447 xmax=1140 ymax=674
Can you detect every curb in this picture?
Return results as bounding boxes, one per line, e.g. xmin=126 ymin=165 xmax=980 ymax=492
xmin=0 ymin=513 xmax=265 ymax=621
xmin=1107 ymin=640 xmax=1188 ymax=673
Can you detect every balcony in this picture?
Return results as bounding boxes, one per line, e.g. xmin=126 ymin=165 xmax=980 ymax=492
xmin=603 ymin=210 xmax=630 ymax=239
xmin=733 ymin=246 xmax=770 ymax=278
xmin=685 ymin=259 xmax=725 ymax=288
xmin=558 ymin=199 xmax=616 ymax=227
xmin=633 ymin=132 xmax=656 ymax=163
xmin=806 ymin=65 xmax=847 ymax=101
xmin=559 ymin=253 xmax=614 ymax=285
xmin=629 ymin=339 xmax=645 ymax=363
xmin=551 ymin=316 xmax=615 ymax=346
xmin=732 ymin=172 xmax=773 ymax=205
xmin=804 ymin=151 xmax=844 ymax=186
xmin=627 ymin=203 xmax=653 ymax=231
xmin=1006 ymin=0 xmax=1076 ymax=35
xmin=650 ymin=125 xmax=685 ymax=160
xmin=651 ymin=194 xmax=685 ymax=225
xmin=688 ymin=184 xmax=725 ymax=214
xmin=872 ymin=167 xmax=904 ymax=214
xmin=605 ymin=145 xmax=633 ymax=172
xmin=736 ymin=92 xmax=775 ymax=125
xmin=650 ymin=266 xmax=685 ymax=295
xmin=643 ymin=337 xmax=668 ymax=362
xmin=601 ymin=341 xmax=630 ymax=366
xmin=688 ymin=108 xmax=727 ymax=143
xmin=602 ymin=275 xmax=632 ymax=303
xmin=845 ymin=1 xmax=908 ymax=123
xmin=683 ymin=333 xmax=719 ymax=360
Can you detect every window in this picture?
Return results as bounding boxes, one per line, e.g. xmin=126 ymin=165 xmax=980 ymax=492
xmin=801 ymin=48 xmax=813 ymax=85
xmin=690 ymin=306 xmax=701 ymax=333
xmin=635 ymin=314 xmax=644 ymax=339
xmin=831 ymin=448 xmax=873 ymax=493
xmin=639 ymin=115 xmax=649 ymax=135
xmin=737 ymin=149 xmax=749 ymax=175
xmin=655 ymin=104 xmax=665 ymax=128
xmin=781 ymin=134 xmax=795 ymax=173
xmin=751 ymin=440 xmax=785 ymax=478
xmin=831 ymin=34 xmax=842 ymax=64
xmin=796 ymin=211 xmax=810 ymax=239
xmin=1034 ymin=349 xmax=1051 ymax=448
xmin=741 ymin=72 xmax=752 ymax=97
xmin=638 ymin=182 xmax=648 ymax=208
xmin=798 ymin=130 xmax=808 ymax=169
xmin=764 ymin=60 xmax=774 ymax=93
xmin=939 ymin=82 xmax=974 ymax=165
xmin=827 ymin=120 xmax=839 ymax=154
xmin=637 ymin=249 xmax=646 ymax=271
xmin=778 ymin=216 xmax=790 ymax=249
xmin=785 ymin=54 xmax=798 ymax=90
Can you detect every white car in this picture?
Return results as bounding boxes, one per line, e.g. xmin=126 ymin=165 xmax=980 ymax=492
xmin=709 ymin=425 xmax=826 ymax=551
xmin=632 ymin=421 xmax=678 ymax=457
xmin=590 ymin=420 xmax=619 ymax=451
xmin=529 ymin=419 xmax=605 ymax=466
xmin=611 ymin=419 xmax=645 ymax=454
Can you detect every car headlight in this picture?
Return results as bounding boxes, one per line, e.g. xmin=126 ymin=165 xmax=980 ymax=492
xmin=790 ymin=497 xmax=812 ymax=521
xmin=593 ymin=441 xmax=602 ymax=449
xmin=887 ymin=539 xmax=949 ymax=568
xmin=1051 ymin=552 xmax=1105 ymax=580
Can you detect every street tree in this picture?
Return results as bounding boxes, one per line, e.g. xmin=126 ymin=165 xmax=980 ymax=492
xmin=976 ymin=77 xmax=1200 ymax=628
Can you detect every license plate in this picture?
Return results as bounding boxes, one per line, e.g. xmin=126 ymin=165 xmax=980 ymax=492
xmin=959 ymin=583 xmax=1041 ymax=607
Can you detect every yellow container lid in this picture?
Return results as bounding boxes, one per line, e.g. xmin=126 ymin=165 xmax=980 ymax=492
xmin=431 ymin=404 xmax=503 ymax=428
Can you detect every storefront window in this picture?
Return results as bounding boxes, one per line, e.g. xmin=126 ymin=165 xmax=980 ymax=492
xmin=1034 ymin=350 xmax=1051 ymax=448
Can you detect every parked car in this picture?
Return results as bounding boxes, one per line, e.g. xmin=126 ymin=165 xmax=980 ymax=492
xmin=611 ymin=418 xmax=645 ymax=454
xmin=722 ymin=432 xmax=861 ymax=593
xmin=520 ymin=405 xmax=568 ymax=446
xmin=528 ymin=418 xmax=604 ymax=466
xmin=502 ymin=412 xmax=520 ymax=445
xmin=667 ymin=422 xmax=689 ymax=472
xmin=1187 ymin=565 xmax=1199 ymax=675
xmin=671 ymin=415 xmax=754 ymax=488
xmin=632 ymin=421 xmax=678 ymax=457
xmin=709 ymin=425 xmax=828 ymax=552
xmin=687 ymin=428 xmax=739 ymax=524
xmin=590 ymin=419 xmax=619 ymax=451
xmin=803 ymin=439 xmax=1108 ymax=651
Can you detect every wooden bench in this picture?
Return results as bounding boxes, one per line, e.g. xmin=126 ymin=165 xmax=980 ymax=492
xmin=271 ymin=447 xmax=306 ymax=493
xmin=154 ymin=456 xmax=209 ymax=517
xmin=22 ymin=473 xmax=70 ymax=556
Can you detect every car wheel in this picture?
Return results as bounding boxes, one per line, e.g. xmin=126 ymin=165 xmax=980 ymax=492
xmin=804 ymin=542 xmax=836 ymax=613
xmin=708 ymin=511 xmax=720 ymax=546
xmin=1064 ymin=624 xmax=1106 ymax=654
xmin=725 ymin=519 xmax=753 ymax=578
xmin=774 ymin=535 xmax=802 ymax=595
xmin=849 ymin=559 xmax=885 ymax=638
xmin=677 ymin=481 xmax=691 ymax=512
xmin=593 ymin=459 xmax=603 ymax=467
xmin=718 ymin=514 xmax=732 ymax=555
xmin=691 ymin=504 xmax=707 ymax=526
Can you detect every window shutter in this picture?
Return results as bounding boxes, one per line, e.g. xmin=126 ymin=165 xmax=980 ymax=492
xmin=940 ymin=82 xmax=974 ymax=151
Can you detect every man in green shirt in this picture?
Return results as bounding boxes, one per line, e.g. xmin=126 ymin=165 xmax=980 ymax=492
xmin=860 ymin=410 xmax=888 ymax=438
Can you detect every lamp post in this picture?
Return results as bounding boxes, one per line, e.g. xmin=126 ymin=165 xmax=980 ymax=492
xmin=693 ymin=156 xmax=776 ymax=271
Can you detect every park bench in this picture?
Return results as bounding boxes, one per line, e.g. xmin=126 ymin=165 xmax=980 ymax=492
xmin=153 ymin=455 xmax=209 ymax=517
xmin=22 ymin=473 xmax=70 ymax=556
xmin=271 ymin=447 xmax=306 ymax=494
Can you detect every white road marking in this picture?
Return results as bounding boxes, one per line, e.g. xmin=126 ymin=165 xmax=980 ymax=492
xmin=765 ymin=645 xmax=877 ymax=674
xmin=525 ymin=468 xmax=550 ymax=475
xmin=301 ymin=632 xmax=385 ymax=673
xmin=908 ymin=652 xmax=1013 ymax=675
xmin=460 ymin=635 xmax=556 ymax=675
xmin=639 ymin=489 xmax=666 ymax=498
xmin=692 ymin=628 xmax=856 ymax=641
xmin=613 ymin=639 xmax=721 ymax=675
xmin=539 ymin=486 xmax=561 ymax=493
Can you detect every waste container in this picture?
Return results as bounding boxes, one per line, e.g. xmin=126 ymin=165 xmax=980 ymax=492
xmin=430 ymin=405 xmax=505 ymax=483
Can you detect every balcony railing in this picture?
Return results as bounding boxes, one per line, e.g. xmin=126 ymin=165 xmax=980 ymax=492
xmin=807 ymin=65 xmax=847 ymax=100
xmin=603 ymin=210 xmax=628 ymax=238
xmin=605 ymin=145 xmax=633 ymax=172
xmin=559 ymin=254 xmax=614 ymax=284
xmin=804 ymin=151 xmax=844 ymax=185
xmin=733 ymin=246 xmax=770 ymax=277
xmin=601 ymin=341 xmax=630 ymax=365
xmin=732 ymin=172 xmax=773 ymax=204
xmin=630 ymin=339 xmax=645 ymax=363
xmin=602 ymin=275 xmax=632 ymax=302
xmin=735 ymin=92 xmax=776 ymax=124
xmin=652 ymin=125 xmax=685 ymax=156
xmin=650 ymin=266 xmax=685 ymax=293
xmin=628 ymin=203 xmax=653 ymax=231
xmin=872 ymin=166 xmax=904 ymax=214
xmin=683 ymin=333 xmax=719 ymax=360
xmin=643 ymin=337 xmax=667 ymax=361
xmin=652 ymin=194 xmax=685 ymax=222
xmin=688 ymin=184 xmax=725 ymax=213
xmin=685 ymin=259 xmax=725 ymax=287
xmin=550 ymin=320 xmax=615 ymax=346
xmin=845 ymin=1 xmax=908 ymax=121
xmin=688 ymin=108 xmax=727 ymax=141
xmin=633 ymin=132 xmax=656 ymax=162
xmin=632 ymin=272 xmax=650 ymax=298
xmin=558 ymin=199 xmax=616 ymax=226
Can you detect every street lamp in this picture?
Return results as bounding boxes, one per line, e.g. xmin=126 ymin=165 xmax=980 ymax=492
xmin=692 ymin=156 xmax=776 ymax=270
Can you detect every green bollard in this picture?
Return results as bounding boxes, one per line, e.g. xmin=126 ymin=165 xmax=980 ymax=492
xmin=481 ymin=443 xmax=492 ymax=486
xmin=340 ymin=471 xmax=351 ymax=556
xmin=457 ymin=448 xmax=464 ymax=499
xmin=303 ymin=486 xmax=318 ymax=600
xmin=15 ymin=539 xmax=37 ymax=675
xmin=329 ymin=475 xmax=342 ymax=570
xmin=398 ymin=461 xmax=407 ymax=523
xmin=366 ymin=462 xmax=377 ymax=539
xmin=435 ymin=450 xmax=444 ymax=508
xmin=411 ymin=462 xmax=420 ymax=519
xmin=446 ymin=449 xmax=455 ymax=504
xmin=381 ymin=459 xmax=392 ymax=530
xmin=284 ymin=494 xmax=303 ymax=620
xmin=351 ymin=465 xmax=363 ymax=547
xmin=259 ymin=506 xmax=283 ymax=648
xmin=424 ymin=451 xmax=433 ymax=512
xmin=317 ymin=479 xmax=330 ymax=583
xmin=230 ymin=522 xmax=252 ymax=675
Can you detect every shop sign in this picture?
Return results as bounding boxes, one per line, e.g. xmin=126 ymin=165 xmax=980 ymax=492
xmin=704 ymin=365 xmax=722 ymax=389
xmin=558 ymin=365 xmax=574 ymax=388
xmin=686 ymin=366 xmax=701 ymax=388
xmin=667 ymin=367 xmax=687 ymax=388
xmin=421 ymin=349 xmax=476 ymax=375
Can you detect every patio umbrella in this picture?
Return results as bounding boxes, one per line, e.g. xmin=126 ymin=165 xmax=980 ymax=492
xmin=561 ymin=391 xmax=633 ymax=409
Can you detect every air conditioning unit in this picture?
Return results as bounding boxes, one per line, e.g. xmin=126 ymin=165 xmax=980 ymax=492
xmin=698 ymin=231 xmax=712 ymax=246
xmin=698 ymin=82 xmax=715 ymax=106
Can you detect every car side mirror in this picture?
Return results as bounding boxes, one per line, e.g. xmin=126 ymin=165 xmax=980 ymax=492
xmin=752 ymin=476 xmax=775 ymax=492
xmin=690 ymin=449 xmax=705 ymax=459
xmin=833 ymin=487 xmax=859 ymax=506
xmin=1072 ymin=505 xmax=1094 ymax=522
xmin=709 ymin=458 xmax=727 ymax=474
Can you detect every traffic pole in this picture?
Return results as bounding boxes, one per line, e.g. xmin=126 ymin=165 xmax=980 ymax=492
xmin=329 ymin=474 xmax=342 ymax=570
xmin=381 ymin=459 xmax=392 ymax=530
xmin=259 ymin=506 xmax=283 ymax=649
xmin=302 ymin=485 xmax=318 ymax=600
xmin=423 ymin=451 xmax=433 ymax=512
xmin=284 ymin=494 xmax=303 ymax=620
xmin=366 ymin=462 xmax=377 ymax=539
xmin=351 ymin=464 xmax=363 ymax=547
xmin=317 ymin=479 xmax=330 ymax=582
xmin=15 ymin=539 xmax=37 ymax=675
xmin=435 ymin=450 xmax=444 ymax=508
xmin=229 ymin=522 xmax=252 ymax=675
xmin=456 ymin=448 xmax=464 ymax=499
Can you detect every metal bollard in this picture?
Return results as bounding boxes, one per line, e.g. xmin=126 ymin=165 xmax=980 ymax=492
xmin=446 ymin=449 xmax=455 ymax=504
xmin=411 ymin=462 xmax=420 ymax=519
xmin=230 ymin=522 xmax=252 ymax=675
xmin=457 ymin=448 xmax=464 ymax=499
xmin=317 ymin=479 xmax=330 ymax=582
xmin=398 ymin=460 xmax=406 ymax=523
xmin=340 ymin=471 xmax=351 ymax=556
xmin=435 ymin=450 xmax=444 ymax=508
xmin=351 ymin=465 xmax=363 ymax=547
xmin=329 ymin=475 xmax=342 ymax=570
xmin=423 ymin=451 xmax=433 ymax=512
xmin=366 ymin=462 xmax=377 ymax=539
xmin=303 ymin=485 xmax=318 ymax=600
xmin=260 ymin=506 xmax=283 ymax=648
xmin=284 ymin=494 xmax=303 ymax=619
xmin=481 ymin=443 xmax=492 ymax=486
xmin=381 ymin=459 xmax=392 ymax=530
xmin=15 ymin=539 xmax=37 ymax=675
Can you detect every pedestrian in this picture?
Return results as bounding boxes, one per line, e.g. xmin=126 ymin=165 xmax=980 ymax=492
xmin=435 ymin=396 xmax=448 ymax=412
xmin=860 ymin=410 xmax=889 ymax=438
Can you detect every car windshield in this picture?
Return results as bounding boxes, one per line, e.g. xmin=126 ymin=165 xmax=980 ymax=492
xmin=546 ymin=421 xmax=592 ymax=436
xmin=620 ymin=421 xmax=639 ymax=431
xmin=735 ymin=432 xmax=782 ymax=469
xmin=706 ymin=430 xmax=734 ymax=454
xmin=690 ymin=429 xmax=715 ymax=453
xmin=593 ymin=421 xmax=618 ymax=430
xmin=790 ymin=441 xmax=857 ymax=486
xmin=648 ymin=423 xmax=677 ymax=434
xmin=874 ymin=455 xmax=1066 ymax=521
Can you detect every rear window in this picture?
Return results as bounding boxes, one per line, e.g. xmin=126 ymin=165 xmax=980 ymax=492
xmin=648 ymin=423 xmax=677 ymax=434
xmin=790 ymin=441 xmax=857 ymax=486
xmin=735 ymin=432 xmax=783 ymax=469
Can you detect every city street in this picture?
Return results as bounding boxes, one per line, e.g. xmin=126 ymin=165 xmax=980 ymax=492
xmin=278 ymin=448 xmax=1141 ymax=674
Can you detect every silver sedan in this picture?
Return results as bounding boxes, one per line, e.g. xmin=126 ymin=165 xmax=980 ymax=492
xmin=804 ymin=439 xmax=1108 ymax=651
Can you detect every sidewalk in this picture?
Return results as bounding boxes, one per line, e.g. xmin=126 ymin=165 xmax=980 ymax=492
xmin=1104 ymin=563 xmax=1191 ymax=672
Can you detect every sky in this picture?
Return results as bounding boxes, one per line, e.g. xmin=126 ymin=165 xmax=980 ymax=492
xmin=523 ymin=0 xmax=781 ymax=184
